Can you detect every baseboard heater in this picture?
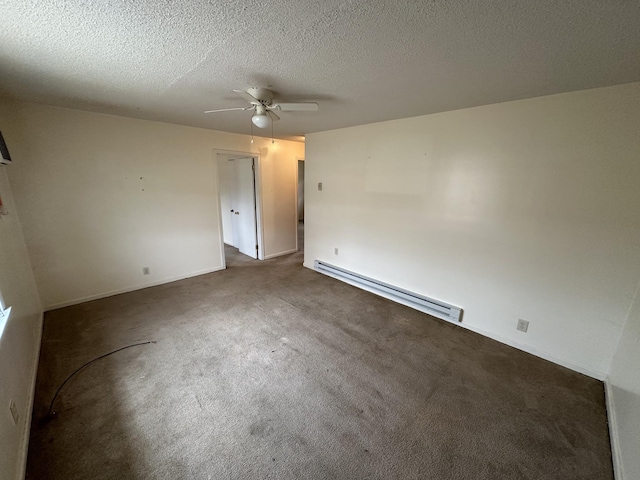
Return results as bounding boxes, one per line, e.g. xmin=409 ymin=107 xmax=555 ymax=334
xmin=314 ymin=260 xmax=462 ymax=323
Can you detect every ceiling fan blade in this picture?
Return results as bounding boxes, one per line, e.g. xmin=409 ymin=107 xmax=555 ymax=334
xmin=204 ymin=106 xmax=253 ymax=114
xmin=273 ymin=102 xmax=319 ymax=112
xmin=267 ymin=110 xmax=280 ymax=121
xmin=233 ymin=89 xmax=261 ymax=105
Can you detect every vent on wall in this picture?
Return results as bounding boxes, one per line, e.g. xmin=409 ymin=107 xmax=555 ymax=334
xmin=314 ymin=260 xmax=462 ymax=323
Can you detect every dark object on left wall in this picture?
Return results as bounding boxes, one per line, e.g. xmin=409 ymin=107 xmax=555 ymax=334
xmin=0 ymin=131 xmax=12 ymax=165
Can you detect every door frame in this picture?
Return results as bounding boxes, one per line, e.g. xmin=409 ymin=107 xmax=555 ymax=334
xmin=294 ymin=157 xmax=305 ymax=252
xmin=213 ymin=149 xmax=265 ymax=267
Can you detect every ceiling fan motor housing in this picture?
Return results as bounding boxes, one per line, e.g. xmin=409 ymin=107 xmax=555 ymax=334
xmin=247 ymin=87 xmax=273 ymax=105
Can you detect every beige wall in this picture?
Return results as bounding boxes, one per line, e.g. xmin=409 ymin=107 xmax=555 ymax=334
xmin=6 ymin=101 xmax=304 ymax=309
xmin=608 ymin=281 xmax=640 ymax=480
xmin=304 ymin=83 xmax=640 ymax=379
xmin=0 ymin=163 xmax=42 ymax=477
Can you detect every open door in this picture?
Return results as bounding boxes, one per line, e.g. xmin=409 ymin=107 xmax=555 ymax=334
xmin=216 ymin=151 xmax=264 ymax=264
xmin=231 ymin=157 xmax=258 ymax=259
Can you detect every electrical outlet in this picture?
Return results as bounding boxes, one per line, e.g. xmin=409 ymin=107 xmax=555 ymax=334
xmin=318 ymin=182 xmax=323 ymax=191
xmin=334 ymin=248 xmax=339 ymax=255
xmin=142 ymin=267 xmax=150 ymax=275
xmin=9 ymin=400 xmax=18 ymax=425
xmin=517 ymin=319 xmax=529 ymax=333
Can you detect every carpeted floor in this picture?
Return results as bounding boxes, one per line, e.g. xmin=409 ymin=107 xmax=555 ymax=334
xmin=27 ymin=223 xmax=613 ymax=479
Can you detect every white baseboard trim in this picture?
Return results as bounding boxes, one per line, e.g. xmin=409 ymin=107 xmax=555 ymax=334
xmin=459 ymin=322 xmax=606 ymax=380
xmin=44 ymin=266 xmax=225 ymax=311
xmin=605 ymin=379 xmax=624 ymax=480
xmin=303 ymin=262 xmax=606 ymax=381
xmin=17 ymin=311 xmax=44 ymax=479
xmin=264 ymin=248 xmax=298 ymax=260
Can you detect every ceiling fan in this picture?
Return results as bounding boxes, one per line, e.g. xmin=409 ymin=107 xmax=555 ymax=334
xmin=205 ymin=88 xmax=318 ymax=128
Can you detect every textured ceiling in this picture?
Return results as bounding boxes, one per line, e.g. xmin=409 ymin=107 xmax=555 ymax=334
xmin=2 ymin=0 xmax=640 ymax=139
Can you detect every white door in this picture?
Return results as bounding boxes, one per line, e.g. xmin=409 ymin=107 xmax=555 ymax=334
xmin=219 ymin=158 xmax=237 ymax=246
xmin=231 ymin=157 xmax=258 ymax=258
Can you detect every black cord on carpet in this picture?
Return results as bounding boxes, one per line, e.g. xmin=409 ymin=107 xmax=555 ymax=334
xmin=48 ymin=341 xmax=156 ymax=417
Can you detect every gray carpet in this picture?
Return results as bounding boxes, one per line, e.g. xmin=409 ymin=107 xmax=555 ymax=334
xmin=27 ymin=226 xmax=613 ymax=479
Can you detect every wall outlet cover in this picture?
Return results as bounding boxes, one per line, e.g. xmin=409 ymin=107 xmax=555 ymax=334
xmin=143 ymin=267 xmax=150 ymax=275
xmin=517 ymin=319 xmax=529 ymax=333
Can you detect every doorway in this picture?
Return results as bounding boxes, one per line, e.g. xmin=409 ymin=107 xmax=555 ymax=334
xmin=216 ymin=153 xmax=262 ymax=265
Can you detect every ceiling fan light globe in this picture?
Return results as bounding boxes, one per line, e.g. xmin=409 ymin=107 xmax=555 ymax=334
xmin=252 ymin=114 xmax=271 ymax=129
